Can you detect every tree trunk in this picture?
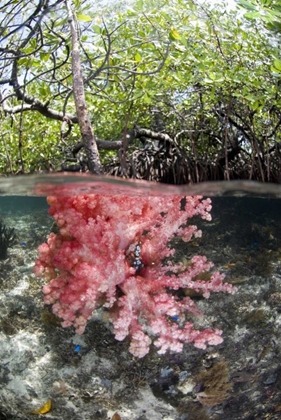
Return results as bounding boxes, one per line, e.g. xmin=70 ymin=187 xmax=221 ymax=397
xmin=65 ymin=0 xmax=102 ymax=174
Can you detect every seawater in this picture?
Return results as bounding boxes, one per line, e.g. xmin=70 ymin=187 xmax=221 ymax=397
xmin=1 ymin=174 xmax=281 ymax=420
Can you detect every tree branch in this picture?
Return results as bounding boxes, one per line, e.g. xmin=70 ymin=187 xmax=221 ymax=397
xmin=1 ymin=99 xmax=78 ymax=122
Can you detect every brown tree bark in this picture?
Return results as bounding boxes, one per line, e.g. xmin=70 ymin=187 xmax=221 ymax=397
xmin=65 ymin=0 xmax=102 ymax=174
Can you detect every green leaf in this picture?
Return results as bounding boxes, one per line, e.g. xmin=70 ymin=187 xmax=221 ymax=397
xmin=92 ymin=24 xmax=102 ymax=34
xmin=135 ymin=52 xmax=142 ymax=62
xmin=273 ymin=59 xmax=281 ymax=72
xmin=77 ymin=14 xmax=92 ymax=22
xmin=244 ymin=11 xmax=262 ymax=19
xmin=40 ymin=52 xmax=50 ymax=61
xmin=31 ymin=59 xmax=41 ymax=67
xmin=271 ymin=65 xmax=281 ymax=74
xmin=18 ymin=57 xmax=29 ymax=66
xmin=53 ymin=18 xmax=67 ymax=27
xmin=238 ymin=0 xmax=256 ymax=11
xmin=204 ymin=78 xmax=214 ymax=84
xmin=39 ymin=86 xmax=49 ymax=96
xmin=169 ymin=28 xmax=181 ymax=41
xmin=143 ymin=92 xmax=152 ymax=104
xmin=134 ymin=0 xmax=144 ymax=11
xmin=180 ymin=36 xmax=188 ymax=48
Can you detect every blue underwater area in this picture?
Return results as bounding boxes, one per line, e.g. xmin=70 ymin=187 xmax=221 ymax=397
xmin=0 ymin=196 xmax=48 ymax=214
xmin=0 ymin=196 xmax=49 ymax=260
xmin=1 ymin=174 xmax=281 ymax=420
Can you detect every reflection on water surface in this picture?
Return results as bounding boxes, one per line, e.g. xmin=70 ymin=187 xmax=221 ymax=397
xmin=1 ymin=173 xmax=281 ymax=197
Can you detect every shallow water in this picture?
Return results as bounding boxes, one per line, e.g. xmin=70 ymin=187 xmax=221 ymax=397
xmin=1 ymin=174 xmax=281 ymax=420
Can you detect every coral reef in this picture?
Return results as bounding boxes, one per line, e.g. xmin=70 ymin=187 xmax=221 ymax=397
xmin=35 ymin=194 xmax=236 ymax=357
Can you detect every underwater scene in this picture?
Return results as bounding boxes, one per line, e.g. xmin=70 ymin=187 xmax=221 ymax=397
xmin=1 ymin=175 xmax=281 ymax=420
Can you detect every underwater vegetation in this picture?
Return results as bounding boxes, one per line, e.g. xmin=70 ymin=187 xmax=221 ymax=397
xmin=195 ymin=361 xmax=232 ymax=406
xmin=0 ymin=219 xmax=16 ymax=260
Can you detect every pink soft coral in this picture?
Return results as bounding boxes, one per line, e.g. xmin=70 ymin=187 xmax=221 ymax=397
xmin=35 ymin=194 xmax=236 ymax=357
